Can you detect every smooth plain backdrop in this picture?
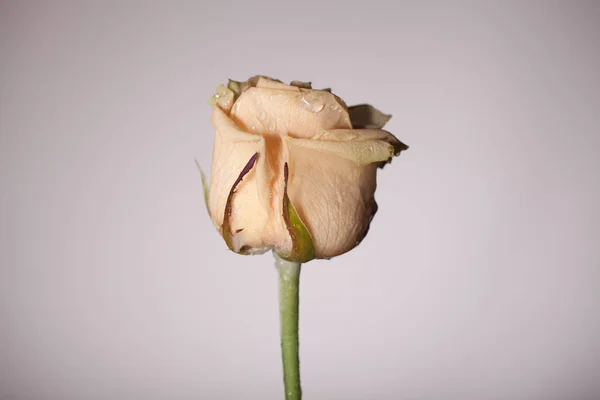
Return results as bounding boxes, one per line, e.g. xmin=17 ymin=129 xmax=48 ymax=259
xmin=1 ymin=1 xmax=599 ymax=399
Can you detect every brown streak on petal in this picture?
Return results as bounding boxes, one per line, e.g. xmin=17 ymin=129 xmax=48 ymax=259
xmin=221 ymin=152 xmax=259 ymax=252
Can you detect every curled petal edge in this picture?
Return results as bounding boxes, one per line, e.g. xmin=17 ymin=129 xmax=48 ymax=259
xmin=288 ymin=129 xmax=408 ymax=166
xmin=348 ymin=104 xmax=393 ymax=129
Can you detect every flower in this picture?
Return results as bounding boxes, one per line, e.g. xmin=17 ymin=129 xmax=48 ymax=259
xmin=202 ymin=76 xmax=407 ymax=262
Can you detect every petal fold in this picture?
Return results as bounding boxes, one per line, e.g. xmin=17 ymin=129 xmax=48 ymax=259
xmin=286 ymin=145 xmax=378 ymax=258
xmin=209 ymin=107 xmax=271 ymax=252
xmin=288 ymin=128 xmax=407 ymax=165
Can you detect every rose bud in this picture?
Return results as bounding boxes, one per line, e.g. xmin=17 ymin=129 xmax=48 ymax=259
xmin=202 ymin=76 xmax=407 ymax=263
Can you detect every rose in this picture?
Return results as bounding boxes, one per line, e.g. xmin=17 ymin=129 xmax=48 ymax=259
xmin=203 ymin=76 xmax=407 ymax=262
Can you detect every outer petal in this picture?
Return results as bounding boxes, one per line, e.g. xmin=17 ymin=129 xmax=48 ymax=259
xmin=290 ymin=128 xmax=408 ymax=165
xmin=209 ymin=84 xmax=235 ymax=113
xmin=230 ymin=87 xmax=352 ymax=139
xmin=209 ymin=107 xmax=271 ymax=252
xmin=224 ymin=76 xmax=288 ymax=106
xmin=286 ymin=143 xmax=379 ymax=259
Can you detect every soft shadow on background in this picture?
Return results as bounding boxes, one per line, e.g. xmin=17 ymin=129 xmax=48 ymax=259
xmin=1 ymin=1 xmax=599 ymax=399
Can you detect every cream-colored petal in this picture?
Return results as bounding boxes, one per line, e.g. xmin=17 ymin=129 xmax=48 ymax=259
xmin=225 ymin=76 xmax=285 ymax=106
xmin=286 ymin=144 xmax=378 ymax=258
xmin=288 ymin=128 xmax=406 ymax=165
xmin=209 ymin=107 xmax=271 ymax=251
xmin=230 ymin=87 xmax=352 ymax=139
xmin=226 ymin=76 xmax=287 ymax=99
xmin=252 ymin=134 xmax=293 ymax=254
xmin=209 ymin=84 xmax=235 ymax=113
xmin=317 ymin=128 xmax=408 ymax=154
xmin=313 ymin=128 xmax=397 ymax=142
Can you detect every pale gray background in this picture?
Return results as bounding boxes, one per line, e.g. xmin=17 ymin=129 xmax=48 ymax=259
xmin=1 ymin=1 xmax=599 ymax=399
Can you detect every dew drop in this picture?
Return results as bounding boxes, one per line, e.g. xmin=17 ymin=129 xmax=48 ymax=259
xmin=258 ymin=111 xmax=266 ymax=121
xmin=329 ymin=103 xmax=342 ymax=112
xmin=298 ymin=92 xmax=324 ymax=113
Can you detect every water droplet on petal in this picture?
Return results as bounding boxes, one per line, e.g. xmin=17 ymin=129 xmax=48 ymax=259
xmin=258 ymin=111 xmax=266 ymax=121
xmin=298 ymin=92 xmax=324 ymax=113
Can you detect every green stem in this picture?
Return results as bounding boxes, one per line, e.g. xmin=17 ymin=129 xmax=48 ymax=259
xmin=274 ymin=252 xmax=302 ymax=400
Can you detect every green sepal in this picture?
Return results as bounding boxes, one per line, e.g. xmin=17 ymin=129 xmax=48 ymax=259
xmin=195 ymin=159 xmax=211 ymax=218
xmin=278 ymin=163 xmax=315 ymax=263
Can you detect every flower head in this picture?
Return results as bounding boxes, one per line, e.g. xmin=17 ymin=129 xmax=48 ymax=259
xmin=203 ymin=76 xmax=407 ymax=262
